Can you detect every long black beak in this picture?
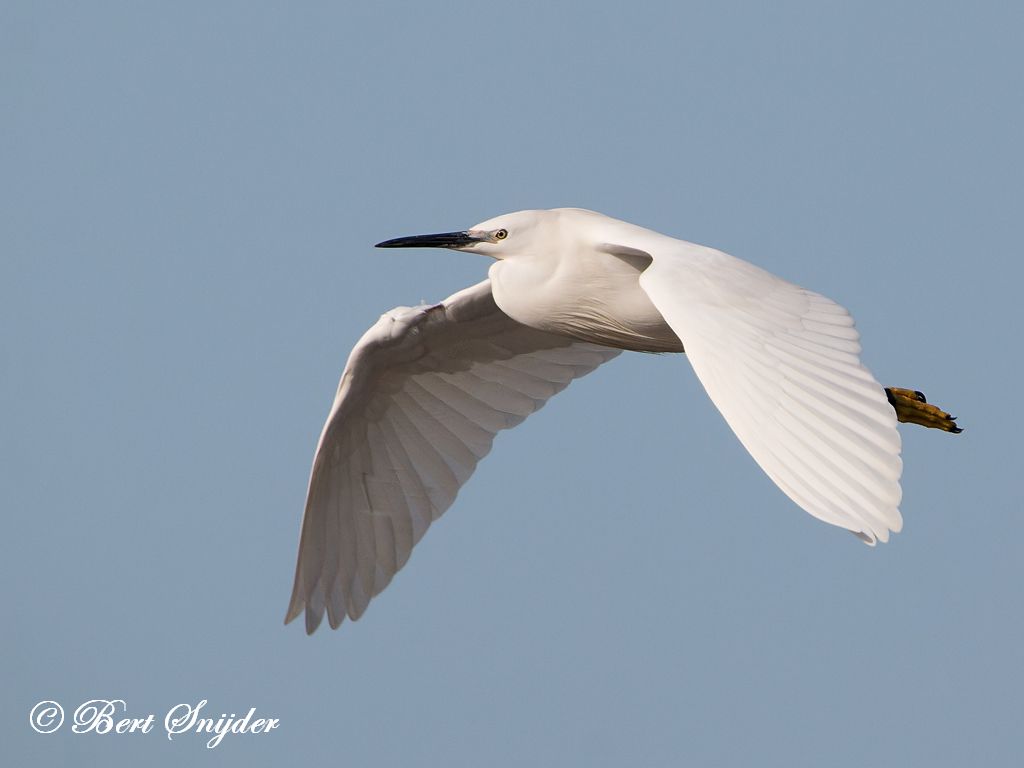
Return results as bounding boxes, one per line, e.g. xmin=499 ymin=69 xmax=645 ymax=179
xmin=375 ymin=231 xmax=481 ymax=249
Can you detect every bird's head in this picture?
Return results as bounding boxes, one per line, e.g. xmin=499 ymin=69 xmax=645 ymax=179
xmin=375 ymin=209 xmax=593 ymax=260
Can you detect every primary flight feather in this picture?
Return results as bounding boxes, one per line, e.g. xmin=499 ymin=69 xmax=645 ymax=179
xmin=287 ymin=208 xmax=959 ymax=633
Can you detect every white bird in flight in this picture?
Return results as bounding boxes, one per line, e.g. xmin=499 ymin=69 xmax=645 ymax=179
xmin=286 ymin=208 xmax=959 ymax=634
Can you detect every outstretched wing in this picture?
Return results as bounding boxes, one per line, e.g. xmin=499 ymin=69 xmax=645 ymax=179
xmin=287 ymin=279 xmax=619 ymax=633
xmin=636 ymin=241 xmax=903 ymax=544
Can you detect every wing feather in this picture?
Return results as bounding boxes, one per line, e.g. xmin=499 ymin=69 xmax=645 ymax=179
xmin=638 ymin=242 xmax=903 ymax=544
xmin=286 ymin=279 xmax=619 ymax=631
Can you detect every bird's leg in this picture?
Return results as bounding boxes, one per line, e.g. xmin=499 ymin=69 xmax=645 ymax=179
xmin=885 ymin=387 xmax=962 ymax=433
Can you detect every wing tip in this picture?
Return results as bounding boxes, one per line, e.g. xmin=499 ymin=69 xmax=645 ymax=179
xmin=853 ymin=510 xmax=903 ymax=546
xmin=284 ymin=596 xmax=329 ymax=635
xmin=286 ymin=595 xmax=355 ymax=634
xmin=284 ymin=593 xmax=303 ymax=625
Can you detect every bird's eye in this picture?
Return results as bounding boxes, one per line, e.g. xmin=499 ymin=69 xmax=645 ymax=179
xmin=494 ymin=229 xmax=508 ymax=241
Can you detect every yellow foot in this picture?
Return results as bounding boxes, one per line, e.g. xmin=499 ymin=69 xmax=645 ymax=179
xmin=885 ymin=387 xmax=962 ymax=433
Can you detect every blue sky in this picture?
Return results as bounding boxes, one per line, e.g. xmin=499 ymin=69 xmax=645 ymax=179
xmin=5 ymin=2 xmax=1022 ymax=765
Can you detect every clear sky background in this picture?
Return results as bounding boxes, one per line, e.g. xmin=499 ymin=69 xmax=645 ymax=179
xmin=4 ymin=2 xmax=1022 ymax=765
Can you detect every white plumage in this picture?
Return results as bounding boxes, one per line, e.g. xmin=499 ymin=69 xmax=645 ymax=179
xmin=287 ymin=208 xmax=905 ymax=633
xmin=286 ymin=279 xmax=618 ymax=633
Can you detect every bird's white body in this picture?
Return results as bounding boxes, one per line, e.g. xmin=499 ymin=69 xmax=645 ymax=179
xmin=488 ymin=210 xmax=683 ymax=352
xmin=287 ymin=208 xmax=904 ymax=633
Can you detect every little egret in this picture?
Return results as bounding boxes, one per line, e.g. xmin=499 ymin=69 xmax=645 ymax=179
xmin=286 ymin=208 xmax=959 ymax=633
